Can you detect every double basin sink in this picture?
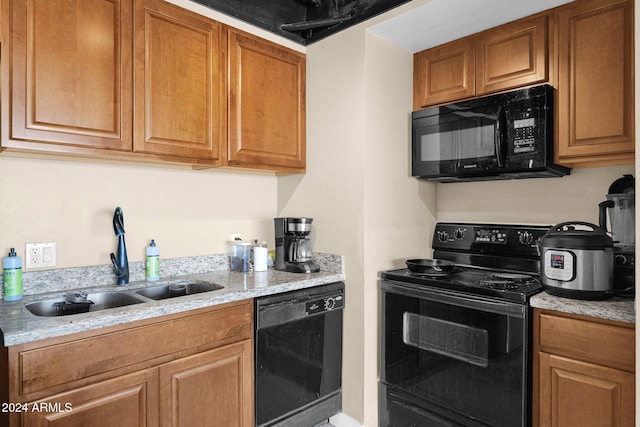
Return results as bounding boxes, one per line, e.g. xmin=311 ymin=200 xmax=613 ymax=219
xmin=25 ymin=280 xmax=224 ymax=317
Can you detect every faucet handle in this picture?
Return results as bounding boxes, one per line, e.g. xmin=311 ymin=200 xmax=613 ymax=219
xmin=110 ymin=253 xmax=121 ymax=272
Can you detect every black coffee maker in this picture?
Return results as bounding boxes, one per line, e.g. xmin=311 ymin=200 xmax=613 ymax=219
xmin=274 ymin=217 xmax=320 ymax=273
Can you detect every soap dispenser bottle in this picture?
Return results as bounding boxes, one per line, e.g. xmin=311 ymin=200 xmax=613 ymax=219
xmin=146 ymin=240 xmax=160 ymax=281
xmin=3 ymin=248 xmax=23 ymax=302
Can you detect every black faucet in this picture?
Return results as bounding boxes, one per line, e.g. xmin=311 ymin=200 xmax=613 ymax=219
xmin=110 ymin=207 xmax=129 ymax=285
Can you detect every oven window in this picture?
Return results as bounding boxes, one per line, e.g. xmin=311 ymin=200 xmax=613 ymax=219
xmin=383 ymin=291 xmax=526 ymax=426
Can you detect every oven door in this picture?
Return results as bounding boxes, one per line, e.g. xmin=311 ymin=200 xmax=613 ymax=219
xmin=381 ymin=280 xmax=530 ymax=427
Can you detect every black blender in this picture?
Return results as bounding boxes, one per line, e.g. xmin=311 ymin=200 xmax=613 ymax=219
xmin=599 ymin=174 xmax=635 ymax=296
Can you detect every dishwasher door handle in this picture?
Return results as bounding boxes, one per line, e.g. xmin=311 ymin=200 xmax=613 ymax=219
xmin=257 ymin=301 xmax=307 ymax=329
xmin=255 ymin=282 xmax=345 ymax=329
xmin=257 ymin=295 xmax=344 ymax=329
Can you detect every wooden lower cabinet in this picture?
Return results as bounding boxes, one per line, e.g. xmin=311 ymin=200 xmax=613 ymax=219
xmin=159 ymin=340 xmax=253 ymax=427
xmin=21 ymin=368 xmax=159 ymax=427
xmin=538 ymin=353 xmax=634 ymax=427
xmin=20 ymin=341 xmax=253 ymax=427
xmin=534 ymin=308 xmax=635 ymax=427
xmin=3 ymin=300 xmax=254 ymax=427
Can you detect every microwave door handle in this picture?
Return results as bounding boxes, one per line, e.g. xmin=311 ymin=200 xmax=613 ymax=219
xmin=495 ymin=106 xmax=507 ymax=168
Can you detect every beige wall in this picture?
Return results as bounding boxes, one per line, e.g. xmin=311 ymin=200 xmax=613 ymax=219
xmin=278 ymin=25 xmax=369 ymax=421
xmin=278 ymin=7 xmax=438 ymax=424
xmin=438 ymin=166 xmax=635 ymax=225
xmin=0 ymin=156 xmax=278 ymax=267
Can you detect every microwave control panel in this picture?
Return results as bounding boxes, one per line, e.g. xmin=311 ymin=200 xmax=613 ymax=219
xmin=513 ymin=117 xmax=536 ymax=154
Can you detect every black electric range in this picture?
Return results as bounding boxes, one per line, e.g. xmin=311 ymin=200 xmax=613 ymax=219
xmin=381 ymin=222 xmax=550 ymax=304
xmin=380 ymin=222 xmax=552 ymax=427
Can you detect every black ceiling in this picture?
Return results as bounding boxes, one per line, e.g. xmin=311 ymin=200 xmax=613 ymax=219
xmin=189 ymin=0 xmax=411 ymax=45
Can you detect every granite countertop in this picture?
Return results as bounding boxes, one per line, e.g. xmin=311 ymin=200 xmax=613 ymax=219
xmin=530 ymin=292 xmax=635 ymax=324
xmin=0 ymin=254 xmax=345 ymax=347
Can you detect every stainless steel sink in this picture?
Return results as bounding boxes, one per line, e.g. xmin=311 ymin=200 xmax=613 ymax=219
xmin=136 ymin=280 xmax=223 ymax=300
xmin=25 ymin=292 xmax=145 ymax=317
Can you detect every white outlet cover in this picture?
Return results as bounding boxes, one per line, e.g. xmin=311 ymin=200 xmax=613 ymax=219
xmin=25 ymin=242 xmax=56 ymax=269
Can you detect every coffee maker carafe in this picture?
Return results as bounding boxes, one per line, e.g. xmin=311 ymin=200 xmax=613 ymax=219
xmin=274 ymin=217 xmax=320 ymax=273
xmin=598 ymin=174 xmax=635 ymax=296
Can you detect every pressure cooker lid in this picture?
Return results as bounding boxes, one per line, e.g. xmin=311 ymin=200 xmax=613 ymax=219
xmin=608 ymin=174 xmax=635 ymax=194
xmin=541 ymin=221 xmax=613 ymax=249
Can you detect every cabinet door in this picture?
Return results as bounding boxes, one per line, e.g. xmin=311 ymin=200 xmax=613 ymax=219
xmin=6 ymin=0 xmax=133 ymax=151
xmin=476 ymin=15 xmax=548 ymax=95
xmin=159 ymin=340 xmax=253 ymax=427
xmin=555 ymin=0 xmax=634 ymax=166
xmin=133 ymin=0 xmax=225 ymax=163
xmin=413 ymin=38 xmax=475 ymax=109
xmin=228 ymin=29 xmax=306 ymax=172
xmin=538 ymin=352 xmax=634 ymax=427
xmin=20 ymin=368 xmax=158 ymax=427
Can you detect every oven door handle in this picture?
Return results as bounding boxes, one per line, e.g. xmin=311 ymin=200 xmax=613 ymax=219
xmin=382 ymin=281 xmax=526 ymax=318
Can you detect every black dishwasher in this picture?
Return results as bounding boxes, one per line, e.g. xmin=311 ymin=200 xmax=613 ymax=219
xmin=255 ymin=282 xmax=344 ymax=427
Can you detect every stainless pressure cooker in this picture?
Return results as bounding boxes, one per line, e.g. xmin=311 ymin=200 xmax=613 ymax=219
xmin=539 ymin=221 xmax=614 ymax=300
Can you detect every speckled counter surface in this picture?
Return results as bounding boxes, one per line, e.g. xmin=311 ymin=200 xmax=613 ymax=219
xmin=530 ymin=292 xmax=635 ymax=324
xmin=0 ymin=253 xmax=345 ymax=347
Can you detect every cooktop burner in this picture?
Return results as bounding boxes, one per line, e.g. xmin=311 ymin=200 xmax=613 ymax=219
xmin=385 ymin=267 xmax=541 ymax=303
xmin=382 ymin=223 xmax=551 ymax=303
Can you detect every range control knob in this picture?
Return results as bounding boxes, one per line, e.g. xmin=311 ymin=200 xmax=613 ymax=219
xmin=518 ymin=231 xmax=534 ymax=245
xmin=324 ymin=298 xmax=336 ymax=311
xmin=614 ymin=253 xmax=634 ymax=266
xmin=437 ymin=231 xmax=450 ymax=242
xmin=454 ymin=228 xmax=466 ymax=239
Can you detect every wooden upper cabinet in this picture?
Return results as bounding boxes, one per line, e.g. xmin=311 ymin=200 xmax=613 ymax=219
xmin=7 ymin=0 xmax=133 ymax=151
xmin=133 ymin=0 xmax=226 ymax=163
xmin=413 ymin=14 xmax=549 ymax=109
xmin=413 ymin=38 xmax=475 ymax=110
xmin=228 ymin=29 xmax=306 ymax=172
xmin=2 ymin=0 xmax=306 ymax=172
xmin=476 ymin=15 xmax=548 ymax=94
xmin=555 ymin=0 xmax=634 ymax=166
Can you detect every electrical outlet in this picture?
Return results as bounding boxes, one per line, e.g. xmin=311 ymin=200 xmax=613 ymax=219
xmin=230 ymin=233 xmax=242 ymax=241
xmin=25 ymin=242 xmax=56 ymax=269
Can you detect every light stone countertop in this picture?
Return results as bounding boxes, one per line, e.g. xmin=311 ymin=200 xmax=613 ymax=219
xmin=530 ymin=291 xmax=635 ymax=324
xmin=0 ymin=254 xmax=345 ymax=347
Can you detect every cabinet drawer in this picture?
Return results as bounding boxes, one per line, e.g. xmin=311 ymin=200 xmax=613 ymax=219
xmin=538 ymin=311 xmax=634 ymax=372
xmin=13 ymin=301 xmax=252 ymax=399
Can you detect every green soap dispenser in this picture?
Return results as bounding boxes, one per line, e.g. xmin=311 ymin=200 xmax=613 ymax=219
xmin=3 ymin=248 xmax=23 ymax=302
xmin=146 ymin=240 xmax=160 ymax=282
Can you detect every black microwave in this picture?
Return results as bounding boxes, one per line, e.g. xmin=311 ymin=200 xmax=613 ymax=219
xmin=411 ymin=84 xmax=570 ymax=182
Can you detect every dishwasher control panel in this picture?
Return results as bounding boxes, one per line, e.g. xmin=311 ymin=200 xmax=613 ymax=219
xmin=306 ymin=294 xmax=344 ymax=315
